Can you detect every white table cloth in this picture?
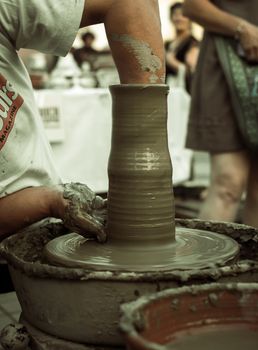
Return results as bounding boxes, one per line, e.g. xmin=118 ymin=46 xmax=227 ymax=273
xmin=34 ymin=86 xmax=192 ymax=193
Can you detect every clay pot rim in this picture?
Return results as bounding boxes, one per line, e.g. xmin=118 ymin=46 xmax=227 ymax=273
xmin=109 ymin=84 xmax=169 ymax=89
xmin=119 ymin=282 xmax=258 ymax=350
xmin=0 ymin=220 xmax=258 ymax=281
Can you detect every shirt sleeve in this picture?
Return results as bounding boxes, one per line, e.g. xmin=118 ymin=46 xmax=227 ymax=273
xmin=0 ymin=0 xmax=85 ymax=56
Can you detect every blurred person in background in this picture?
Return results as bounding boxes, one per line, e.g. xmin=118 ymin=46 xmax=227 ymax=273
xmin=165 ymin=2 xmax=199 ymax=93
xmin=73 ymin=31 xmax=99 ymax=68
xmin=19 ymin=49 xmax=59 ymax=89
xmin=184 ymin=0 xmax=258 ymax=228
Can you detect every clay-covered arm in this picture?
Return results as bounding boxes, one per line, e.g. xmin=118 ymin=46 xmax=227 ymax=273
xmin=0 ymin=184 xmax=107 ymax=242
xmin=80 ymin=0 xmax=165 ymax=84
xmin=183 ymin=0 xmax=258 ymax=62
xmin=0 ymin=187 xmax=61 ymax=240
xmin=0 ymin=1 xmax=165 ymax=240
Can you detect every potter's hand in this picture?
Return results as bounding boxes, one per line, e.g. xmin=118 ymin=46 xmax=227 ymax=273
xmin=166 ymin=51 xmax=182 ymax=72
xmin=61 ymin=182 xmax=107 ymax=243
xmin=238 ymin=20 xmax=258 ymax=62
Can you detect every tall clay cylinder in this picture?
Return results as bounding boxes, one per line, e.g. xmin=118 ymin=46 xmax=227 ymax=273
xmin=107 ymin=85 xmax=175 ymax=243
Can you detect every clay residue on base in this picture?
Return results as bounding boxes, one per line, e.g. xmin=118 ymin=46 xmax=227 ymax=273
xmin=1 ymin=221 xmax=258 ymax=283
xmin=111 ymin=34 xmax=163 ymax=83
xmin=175 ymin=219 xmax=258 ymax=261
xmin=43 ymin=227 xmax=239 ymax=272
xmin=21 ymin=317 xmax=110 ymax=350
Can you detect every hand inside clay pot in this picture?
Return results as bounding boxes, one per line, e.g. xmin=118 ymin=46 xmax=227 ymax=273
xmin=61 ymin=182 xmax=107 ymax=243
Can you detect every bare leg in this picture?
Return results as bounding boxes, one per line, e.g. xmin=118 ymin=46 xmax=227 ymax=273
xmin=80 ymin=0 xmax=165 ymax=84
xmin=199 ymin=151 xmax=249 ymax=222
xmin=242 ymin=155 xmax=258 ymax=228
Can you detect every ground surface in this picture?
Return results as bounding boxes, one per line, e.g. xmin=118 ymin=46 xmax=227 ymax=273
xmin=0 ymin=291 xmax=22 ymax=349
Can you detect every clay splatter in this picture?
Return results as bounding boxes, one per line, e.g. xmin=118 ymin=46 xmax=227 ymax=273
xmin=208 ymin=293 xmax=219 ymax=307
xmin=171 ymin=298 xmax=179 ymax=310
xmin=189 ymin=305 xmax=197 ymax=312
xmin=111 ymin=34 xmax=163 ymax=83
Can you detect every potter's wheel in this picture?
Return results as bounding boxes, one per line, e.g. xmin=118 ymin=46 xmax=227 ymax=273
xmin=1 ymin=220 xmax=257 ymax=347
xmin=19 ymin=316 xmax=117 ymax=350
xmin=44 ymin=227 xmax=239 ymax=271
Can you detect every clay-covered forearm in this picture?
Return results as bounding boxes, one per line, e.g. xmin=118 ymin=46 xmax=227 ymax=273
xmin=183 ymin=0 xmax=241 ymax=38
xmin=0 ymin=187 xmax=63 ymax=238
xmin=80 ymin=0 xmax=165 ymax=84
xmin=0 ymin=184 xmax=107 ymax=242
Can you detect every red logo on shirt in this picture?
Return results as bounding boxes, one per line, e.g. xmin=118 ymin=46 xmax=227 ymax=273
xmin=0 ymin=74 xmax=23 ymax=150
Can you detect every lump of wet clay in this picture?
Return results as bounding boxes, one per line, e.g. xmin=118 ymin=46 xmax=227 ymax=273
xmin=0 ymin=323 xmax=30 ymax=350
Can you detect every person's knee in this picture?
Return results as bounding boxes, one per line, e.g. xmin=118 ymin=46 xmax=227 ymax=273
xmin=212 ymin=171 xmax=246 ymax=204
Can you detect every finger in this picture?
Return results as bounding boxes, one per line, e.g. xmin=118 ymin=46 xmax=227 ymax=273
xmin=63 ymin=202 xmax=107 ymax=242
xmin=92 ymin=208 xmax=107 ymax=225
xmin=92 ymin=195 xmax=106 ymax=209
xmin=74 ymin=212 xmax=107 ymax=243
xmin=95 ymin=227 xmax=107 ymax=243
xmin=78 ymin=223 xmax=107 ymax=243
xmin=66 ymin=218 xmax=107 ymax=243
xmin=75 ymin=227 xmax=107 ymax=243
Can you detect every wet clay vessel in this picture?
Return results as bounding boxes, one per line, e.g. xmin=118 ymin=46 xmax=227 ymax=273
xmin=44 ymin=85 xmax=238 ymax=271
xmin=0 ymin=85 xmax=256 ymax=347
xmin=120 ymin=283 xmax=258 ymax=350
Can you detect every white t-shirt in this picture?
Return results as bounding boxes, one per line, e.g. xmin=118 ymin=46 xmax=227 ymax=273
xmin=0 ymin=0 xmax=84 ymax=198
